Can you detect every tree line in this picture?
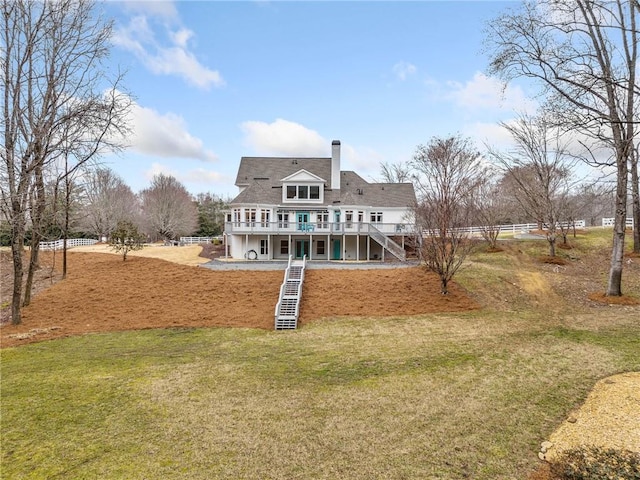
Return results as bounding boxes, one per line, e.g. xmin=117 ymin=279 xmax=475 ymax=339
xmin=0 ymin=168 xmax=229 ymax=247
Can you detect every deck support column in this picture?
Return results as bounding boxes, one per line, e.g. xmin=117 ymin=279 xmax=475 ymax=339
xmin=356 ymin=234 xmax=360 ymax=261
xmin=342 ymin=233 xmax=346 ymax=262
xmin=327 ymin=234 xmax=330 ymax=260
xmin=367 ymin=235 xmax=370 ymax=261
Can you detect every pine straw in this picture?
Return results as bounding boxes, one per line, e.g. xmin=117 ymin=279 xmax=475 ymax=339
xmin=0 ymin=252 xmax=478 ymax=348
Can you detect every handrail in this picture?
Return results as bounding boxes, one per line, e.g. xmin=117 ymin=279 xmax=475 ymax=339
xmin=274 ymin=255 xmax=306 ymax=329
xmin=274 ymin=255 xmax=293 ymax=318
xmin=365 ymin=224 xmax=406 ymax=261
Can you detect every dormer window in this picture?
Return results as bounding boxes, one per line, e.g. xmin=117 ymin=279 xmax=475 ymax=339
xmin=281 ymin=169 xmax=325 ymax=203
xmin=286 ymin=185 xmax=318 ymax=200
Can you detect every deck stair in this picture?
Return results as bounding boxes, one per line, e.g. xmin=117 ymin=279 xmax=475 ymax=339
xmin=365 ymin=224 xmax=406 ymax=261
xmin=274 ymin=255 xmax=307 ymax=330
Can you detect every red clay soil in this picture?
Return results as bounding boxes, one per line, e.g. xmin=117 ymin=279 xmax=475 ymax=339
xmin=0 ymin=252 xmax=478 ymax=348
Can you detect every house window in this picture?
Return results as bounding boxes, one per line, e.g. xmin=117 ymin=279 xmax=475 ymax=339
xmin=283 ymin=184 xmax=322 ymax=201
xmin=245 ymin=208 xmax=256 ymax=227
xmin=233 ymin=208 xmax=241 ymax=225
xmin=317 ymin=240 xmax=325 ymax=255
xmin=278 ymin=213 xmax=289 ymax=228
xmin=260 ymin=239 xmax=268 ymax=255
xmin=358 ymin=211 xmax=364 ymax=222
xmin=280 ymin=240 xmax=289 ymax=255
xmin=260 ymin=209 xmax=270 ymax=227
xmin=346 ymin=210 xmax=353 ymax=228
xmin=370 ymin=212 xmax=383 ymax=223
xmin=318 ymin=212 xmax=329 ymax=229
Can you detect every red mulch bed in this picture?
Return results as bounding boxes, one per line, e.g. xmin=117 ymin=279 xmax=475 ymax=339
xmin=1 ymin=252 xmax=479 ymax=348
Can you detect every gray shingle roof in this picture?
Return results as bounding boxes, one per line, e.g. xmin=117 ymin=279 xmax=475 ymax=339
xmin=231 ymin=156 xmax=416 ymax=208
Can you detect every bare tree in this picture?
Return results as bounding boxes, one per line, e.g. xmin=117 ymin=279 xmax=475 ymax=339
xmin=411 ymin=136 xmax=484 ymax=294
xmin=486 ymin=115 xmax=579 ymax=257
xmin=140 ymin=174 xmax=198 ymax=241
xmin=1 ymin=0 xmax=129 ymax=323
xmin=573 ymin=182 xmax=616 ymax=227
xmin=485 ymin=0 xmax=638 ymax=296
xmin=380 ymin=161 xmax=413 ymax=183
xmin=81 ymin=167 xmax=139 ymax=241
xmin=473 ymin=172 xmax=506 ymax=250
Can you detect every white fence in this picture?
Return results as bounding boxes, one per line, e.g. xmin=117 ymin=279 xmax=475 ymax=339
xmin=447 ymin=220 xmax=586 ymax=236
xmin=179 ymin=236 xmax=223 ymax=245
xmin=39 ymin=238 xmax=99 ymax=251
xmin=601 ymin=217 xmax=634 ymax=229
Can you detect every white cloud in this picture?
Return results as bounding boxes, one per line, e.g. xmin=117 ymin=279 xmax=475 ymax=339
xmin=466 ymin=122 xmax=517 ymax=150
xmin=240 ymin=119 xmax=327 ymax=156
xmin=446 ymin=72 xmax=538 ymax=113
xmin=113 ymin=13 xmax=224 ymax=90
xmin=341 ymin=144 xmax=385 ymax=178
xmin=169 ymin=28 xmax=193 ymax=49
xmin=392 ymin=61 xmax=417 ymax=81
xmin=240 ymin=118 xmax=387 ymax=179
xmin=145 ymin=163 xmax=228 ymax=186
xmin=130 ymin=102 xmax=218 ymax=162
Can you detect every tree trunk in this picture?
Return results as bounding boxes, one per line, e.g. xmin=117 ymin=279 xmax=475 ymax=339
xmin=441 ymin=277 xmax=449 ymax=295
xmin=63 ymin=172 xmax=71 ymax=279
xmin=10 ymin=223 xmax=25 ymax=325
xmin=605 ymin=162 xmax=628 ymax=296
xmin=547 ymin=231 xmax=557 ymax=257
xmin=631 ymin=150 xmax=639 ymax=254
xmin=23 ymin=164 xmax=46 ymax=307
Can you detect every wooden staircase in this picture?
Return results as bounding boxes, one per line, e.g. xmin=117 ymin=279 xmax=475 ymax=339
xmin=365 ymin=224 xmax=406 ymax=261
xmin=274 ymin=256 xmax=307 ymax=330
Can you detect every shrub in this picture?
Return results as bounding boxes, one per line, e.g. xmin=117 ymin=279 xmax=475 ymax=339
xmin=549 ymin=446 xmax=640 ymax=480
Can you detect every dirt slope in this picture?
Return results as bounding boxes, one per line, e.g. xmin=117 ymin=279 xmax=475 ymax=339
xmin=0 ymin=251 xmax=477 ymax=348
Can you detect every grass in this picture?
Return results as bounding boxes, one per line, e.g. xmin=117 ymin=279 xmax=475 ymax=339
xmin=1 ymin=228 xmax=639 ymax=479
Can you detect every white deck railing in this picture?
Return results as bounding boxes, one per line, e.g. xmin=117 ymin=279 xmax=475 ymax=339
xmin=225 ymin=221 xmax=416 ymax=235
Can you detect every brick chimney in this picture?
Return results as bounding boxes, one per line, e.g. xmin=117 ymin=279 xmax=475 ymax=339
xmin=331 ymin=140 xmax=340 ymax=190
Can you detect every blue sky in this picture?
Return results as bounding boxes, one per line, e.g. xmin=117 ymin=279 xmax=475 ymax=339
xmin=102 ymin=1 xmax=536 ymax=198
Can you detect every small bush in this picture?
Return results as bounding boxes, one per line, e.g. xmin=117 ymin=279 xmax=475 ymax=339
xmin=550 ymin=446 xmax=640 ymax=480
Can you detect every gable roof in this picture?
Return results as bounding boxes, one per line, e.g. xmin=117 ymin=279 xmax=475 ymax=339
xmin=281 ymin=169 xmax=326 ymax=183
xmin=231 ymin=156 xmax=416 ymax=208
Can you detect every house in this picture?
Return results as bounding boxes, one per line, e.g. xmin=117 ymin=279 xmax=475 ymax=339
xmin=223 ymin=140 xmax=417 ymax=261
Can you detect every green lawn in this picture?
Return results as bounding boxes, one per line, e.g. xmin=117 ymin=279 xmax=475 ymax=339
xmin=2 ymin=230 xmax=639 ymax=479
